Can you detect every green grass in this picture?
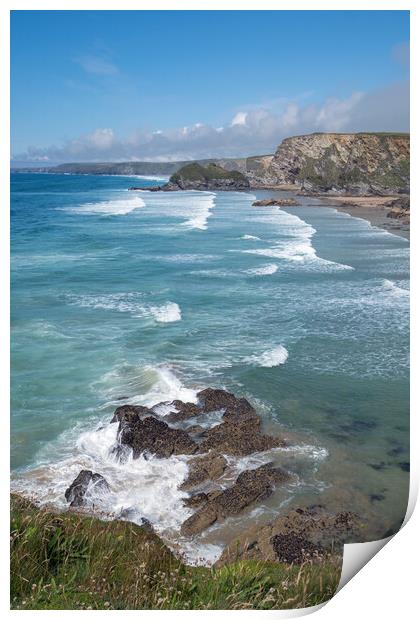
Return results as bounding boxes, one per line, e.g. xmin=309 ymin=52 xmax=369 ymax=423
xmin=10 ymin=494 xmax=342 ymax=610
xmin=170 ymin=162 xmax=247 ymax=184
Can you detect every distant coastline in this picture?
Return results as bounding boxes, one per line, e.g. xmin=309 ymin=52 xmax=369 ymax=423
xmin=12 ymin=131 xmax=410 ymax=237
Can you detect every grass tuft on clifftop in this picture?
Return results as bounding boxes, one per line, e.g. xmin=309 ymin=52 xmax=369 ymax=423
xmin=10 ymin=494 xmax=342 ymax=610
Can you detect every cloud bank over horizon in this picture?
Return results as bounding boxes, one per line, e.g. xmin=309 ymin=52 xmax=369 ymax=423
xmin=13 ymin=81 xmax=409 ymax=164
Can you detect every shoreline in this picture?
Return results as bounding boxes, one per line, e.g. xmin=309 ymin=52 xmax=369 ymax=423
xmin=261 ymin=188 xmax=410 ymax=240
xmin=12 ymin=171 xmax=410 ymax=240
xmin=318 ymin=196 xmax=410 ymax=240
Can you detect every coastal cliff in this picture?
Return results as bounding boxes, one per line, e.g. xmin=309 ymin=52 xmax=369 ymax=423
xmin=16 ymin=132 xmax=410 ymax=197
xmin=260 ymin=132 xmax=410 ymax=195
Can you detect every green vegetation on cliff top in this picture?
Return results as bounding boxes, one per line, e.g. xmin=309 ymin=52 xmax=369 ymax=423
xmin=10 ymin=495 xmax=341 ymax=610
xmin=169 ymin=162 xmax=248 ymax=184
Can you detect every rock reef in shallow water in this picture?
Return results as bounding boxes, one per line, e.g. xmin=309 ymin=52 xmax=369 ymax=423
xmin=61 ymin=386 xmax=363 ymax=566
xmin=252 ymin=198 xmax=300 ymax=207
xmin=217 ymin=506 xmax=364 ymax=565
xmin=181 ymin=463 xmax=291 ymax=536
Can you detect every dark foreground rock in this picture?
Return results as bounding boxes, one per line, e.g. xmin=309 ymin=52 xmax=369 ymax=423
xmin=180 ymin=451 xmax=228 ymax=490
xmin=181 ymin=464 xmax=291 ymax=536
xmin=198 ymin=395 xmax=283 ymax=455
xmin=217 ymin=506 xmax=364 ymax=565
xmin=162 ymin=400 xmax=201 ymax=423
xmin=65 ymin=470 xmax=110 ymax=508
xmin=111 ymin=404 xmax=155 ymax=424
xmin=195 ymin=388 xmax=284 ymax=456
xmin=197 ymin=387 xmax=244 ymax=412
xmin=252 ymin=198 xmax=299 ymax=207
xmin=118 ymin=415 xmax=198 ymax=459
xmin=110 ymin=388 xmax=285 ymax=460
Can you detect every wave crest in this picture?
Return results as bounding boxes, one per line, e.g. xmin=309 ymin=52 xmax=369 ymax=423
xmin=246 ymin=345 xmax=289 ymax=367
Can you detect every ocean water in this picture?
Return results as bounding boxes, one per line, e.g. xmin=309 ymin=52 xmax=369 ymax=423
xmin=11 ymin=173 xmax=410 ymax=563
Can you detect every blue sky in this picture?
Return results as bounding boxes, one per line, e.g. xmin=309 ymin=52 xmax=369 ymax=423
xmin=11 ymin=10 xmax=410 ymax=163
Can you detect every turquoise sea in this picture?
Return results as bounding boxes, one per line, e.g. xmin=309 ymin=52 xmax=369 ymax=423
xmin=11 ymin=173 xmax=410 ymax=563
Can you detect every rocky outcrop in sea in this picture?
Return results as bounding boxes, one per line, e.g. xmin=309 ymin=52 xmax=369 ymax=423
xmin=64 ymin=387 xmax=362 ymax=565
xmin=131 ymin=163 xmax=251 ymax=192
xmin=252 ymin=198 xmax=300 ymax=207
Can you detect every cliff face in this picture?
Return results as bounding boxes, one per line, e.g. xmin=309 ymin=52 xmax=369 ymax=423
xmin=214 ymin=155 xmax=276 ymax=186
xmin=262 ymin=133 xmax=410 ymax=195
xmin=17 ymin=133 xmax=409 ymax=197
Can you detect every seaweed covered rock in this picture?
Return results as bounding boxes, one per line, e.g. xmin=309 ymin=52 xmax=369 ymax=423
xmin=161 ymin=400 xmax=202 ymax=423
xmin=180 ymin=451 xmax=228 ymax=490
xmin=197 ymin=388 xmax=242 ymax=412
xmin=252 ymin=198 xmax=299 ymax=207
xmin=111 ymin=404 xmax=155 ymax=424
xmin=199 ymin=417 xmax=282 ymax=456
xmin=181 ymin=464 xmax=291 ymax=536
xmin=118 ymin=415 xmax=197 ymax=459
xmin=217 ymin=506 xmax=363 ymax=565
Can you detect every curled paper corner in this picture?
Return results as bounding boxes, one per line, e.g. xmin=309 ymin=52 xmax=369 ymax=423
xmin=337 ymin=471 xmax=417 ymax=593
xmin=337 ymin=535 xmax=392 ymax=591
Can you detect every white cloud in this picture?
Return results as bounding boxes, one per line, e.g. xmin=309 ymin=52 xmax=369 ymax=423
xmin=231 ymin=112 xmax=248 ymax=126
xmin=13 ymin=81 xmax=409 ymax=163
xmin=74 ymin=54 xmax=119 ymax=75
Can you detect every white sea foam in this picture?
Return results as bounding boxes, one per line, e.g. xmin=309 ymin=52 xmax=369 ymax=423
xmin=245 ymin=263 xmax=278 ymax=276
xmin=11 ymin=366 xmax=201 ymax=553
xmin=64 ymin=195 xmax=145 ymax=216
xmin=11 ymin=361 xmax=331 ymax=565
xmin=241 ymin=234 xmax=261 ymax=240
xmin=96 ymin=364 xmax=198 ymax=409
xmin=66 ymin=293 xmax=182 ymax=323
xmin=382 ymin=279 xmax=409 ymax=298
xmin=181 ymin=194 xmax=216 ymax=230
xmin=129 ymin=175 xmax=170 ymax=181
xmin=140 ymin=190 xmax=216 ymax=231
xmin=149 ymin=302 xmax=182 ymax=323
xmin=242 ymin=209 xmax=353 ymax=272
xmin=246 ymin=345 xmax=289 ymax=367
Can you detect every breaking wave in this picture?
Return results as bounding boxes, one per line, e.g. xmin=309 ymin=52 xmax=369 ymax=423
xmin=246 ymin=345 xmax=289 ymax=367
xmin=243 ymin=209 xmax=353 ymax=272
xmin=245 ymin=263 xmax=279 ymax=276
xmin=382 ymin=279 xmax=409 ymax=298
xmin=64 ymin=195 xmax=145 ymax=215
xmin=149 ymin=302 xmax=182 ymax=323
xmin=140 ymin=190 xmax=216 ymax=231
xmin=66 ymin=293 xmax=181 ymax=323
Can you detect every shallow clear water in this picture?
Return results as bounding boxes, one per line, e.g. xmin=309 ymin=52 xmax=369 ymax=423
xmin=11 ymin=173 xmax=410 ymax=562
